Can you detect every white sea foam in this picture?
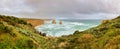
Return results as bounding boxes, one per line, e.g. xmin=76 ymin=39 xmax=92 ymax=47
xmin=70 ymin=22 xmax=85 ymax=26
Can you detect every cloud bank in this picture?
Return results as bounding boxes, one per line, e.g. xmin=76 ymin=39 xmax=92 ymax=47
xmin=0 ymin=0 xmax=120 ymax=19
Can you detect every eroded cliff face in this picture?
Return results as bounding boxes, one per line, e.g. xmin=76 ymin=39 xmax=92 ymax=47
xmin=26 ymin=19 xmax=44 ymax=27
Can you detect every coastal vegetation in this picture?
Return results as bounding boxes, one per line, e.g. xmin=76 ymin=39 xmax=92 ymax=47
xmin=0 ymin=15 xmax=45 ymax=49
xmin=55 ymin=16 xmax=120 ymax=49
xmin=0 ymin=15 xmax=120 ymax=49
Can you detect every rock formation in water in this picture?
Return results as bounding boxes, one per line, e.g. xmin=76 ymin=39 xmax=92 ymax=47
xmin=59 ymin=20 xmax=63 ymax=25
xmin=52 ymin=19 xmax=56 ymax=24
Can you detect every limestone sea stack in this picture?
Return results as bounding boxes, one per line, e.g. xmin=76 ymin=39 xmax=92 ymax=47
xmin=59 ymin=20 xmax=63 ymax=25
xmin=52 ymin=19 xmax=56 ymax=24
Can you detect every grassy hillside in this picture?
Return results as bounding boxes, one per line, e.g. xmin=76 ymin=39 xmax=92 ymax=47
xmin=0 ymin=15 xmax=50 ymax=49
xmin=54 ymin=16 xmax=120 ymax=49
xmin=0 ymin=15 xmax=120 ymax=49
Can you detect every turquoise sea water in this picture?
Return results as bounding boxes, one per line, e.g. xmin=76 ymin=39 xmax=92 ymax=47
xmin=35 ymin=19 xmax=101 ymax=37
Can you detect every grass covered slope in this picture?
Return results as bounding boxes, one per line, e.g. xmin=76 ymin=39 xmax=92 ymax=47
xmin=55 ymin=16 xmax=120 ymax=49
xmin=0 ymin=15 xmax=47 ymax=49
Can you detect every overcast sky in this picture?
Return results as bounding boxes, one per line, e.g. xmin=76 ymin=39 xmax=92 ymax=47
xmin=0 ymin=0 xmax=120 ymax=19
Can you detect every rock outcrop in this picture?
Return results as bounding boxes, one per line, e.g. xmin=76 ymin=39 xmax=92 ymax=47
xmin=52 ymin=19 xmax=56 ymax=24
xmin=102 ymin=20 xmax=109 ymax=24
xmin=26 ymin=19 xmax=44 ymax=27
xmin=59 ymin=20 xmax=63 ymax=25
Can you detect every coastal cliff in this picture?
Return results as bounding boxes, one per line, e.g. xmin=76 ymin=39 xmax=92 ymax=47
xmin=25 ymin=19 xmax=44 ymax=27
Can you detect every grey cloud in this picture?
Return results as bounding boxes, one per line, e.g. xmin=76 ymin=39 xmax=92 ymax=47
xmin=0 ymin=0 xmax=120 ymax=19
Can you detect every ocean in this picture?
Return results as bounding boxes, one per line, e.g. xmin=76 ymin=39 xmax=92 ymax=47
xmin=35 ymin=19 xmax=102 ymax=37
